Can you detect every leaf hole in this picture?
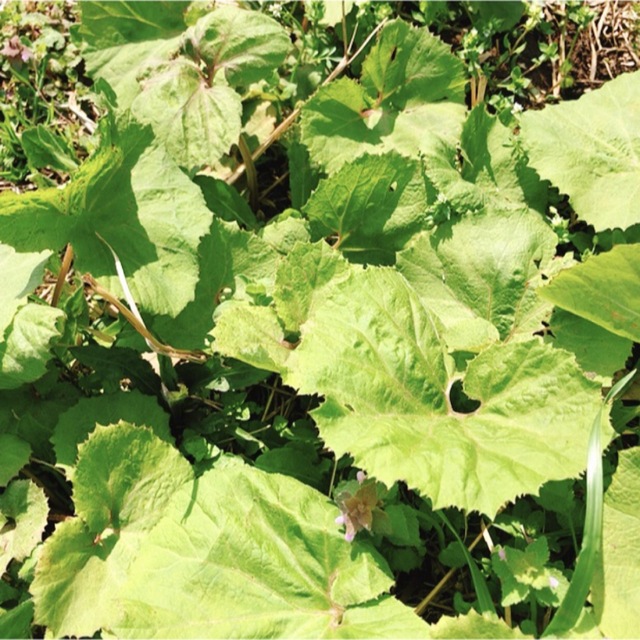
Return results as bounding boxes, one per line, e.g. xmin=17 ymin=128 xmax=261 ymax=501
xmin=389 ymin=181 xmax=397 ymax=192
xmin=447 ymin=379 xmax=481 ymax=415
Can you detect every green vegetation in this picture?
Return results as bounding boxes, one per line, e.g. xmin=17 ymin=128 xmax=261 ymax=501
xmin=1 ymin=2 xmax=639 ymax=638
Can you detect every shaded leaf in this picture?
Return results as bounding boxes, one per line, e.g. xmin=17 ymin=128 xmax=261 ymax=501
xmin=51 ymin=391 xmax=172 ymax=472
xmin=303 ymin=153 xmax=429 ymax=262
xmin=31 ymin=424 xmax=193 ymax=637
xmin=0 ymin=480 xmax=48 ymax=574
xmin=0 ymin=434 xmax=31 ymax=488
xmin=539 ymin=244 xmax=640 ymax=342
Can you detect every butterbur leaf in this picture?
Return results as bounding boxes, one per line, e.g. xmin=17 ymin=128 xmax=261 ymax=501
xmin=283 ymin=267 xmax=603 ymax=516
xmin=0 ymin=480 xmax=48 ymax=574
xmin=520 ymin=70 xmax=640 ymax=231
xmin=131 ymin=59 xmax=242 ymax=173
xmin=301 ymin=20 xmax=466 ymax=174
xmin=303 ymin=152 xmax=430 ymax=263
xmin=428 ymin=610 xmax=528 ymax=638
xmin=0 ymin=434 xmax=31 ymax=488
xmin=397 ymin=209 xmax=557 ymax=347
xmin=186 ymin=6 xmax=290 ymax=87
xmin=31 ymin=424 xmax=193 ymax=637
xmin=113 ymin=462 xmax=429 ymax=638
xmin=0 ymin=118 xmax=214 ymax=318
xmin=78 ymin=1 xmax=186 ymax=110
xmin=596 ymin=447 xmax=640 ymax=637
xmin=539 ymin=243 xmax=640 ymax=343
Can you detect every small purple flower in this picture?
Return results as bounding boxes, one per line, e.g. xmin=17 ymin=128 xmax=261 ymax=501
xmin=335 ymin=515 xmax=345 ymax=525
xmin=549 ymin=576 xmax=559 ymax=589
xmin=1 ymin=36 xmax=33 ymax=66
xmin=498 ymin=548 xmax=507 ymax=561
xmin=356 ymin=470 xmax=367 ymax=484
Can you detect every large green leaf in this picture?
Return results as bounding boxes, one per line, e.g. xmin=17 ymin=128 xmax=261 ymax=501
xmin=31 ymin=424 xmax=193 ymax=637
xmin=597 ymin=447 xmax=640 ymax=637
xmin=131 ymin=59 xmax=242 ymax=173
xmin=0 ymin=244 xmax=50 ymax=334
xmin=51 ymin=390 xmax=172 ymax=471
xmin=397 ymin=209 xmax=557 ymax=348
xmin=122 ymin=6 xmax=289 ymax=171
xmin=0 ymin=244 xmax=61 ymax=390
xmin=303 ymin=153 xmax=430 ymax=263
xmin=300 ymin=20 xmax=466 ymax=173
xmin=548 ymin=309 xmax=632 ymax=382
xmin=113 ymin=462 xmax=429 ymax=638
xmin=539 ymin=244 xmax=640 ymax=343
xmin=0 ymin=434 xmax=31 ymax=488
xmin=77 ymin=2 xmax=186 ymax=110
xmin=187 ymin=6 xmax=291 ymax=87
xmin=428 ymin=610 xmax=528 ymax=638
xmin=274 ymin=241 xmax=350 ymax=333
xmin=427 ymin=106 xmax=547 ymax=215
xmin=0 ymin=304 xmax=64 ymax=390
xmin=281 ymin=267 xmax=602 ymax=516
xmin=152 ymin=219 xmax=277 ymax=350
xmin=520 ymin=71 xmax=640 ymax=231
xmin=0 ymin=119 xmax=213 ymax=318
xmin=0 ymin=480 xmax=48 ymax=574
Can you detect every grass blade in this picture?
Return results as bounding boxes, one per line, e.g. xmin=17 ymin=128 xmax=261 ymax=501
xmin=543 ymin=369 xmax=637 ymax=636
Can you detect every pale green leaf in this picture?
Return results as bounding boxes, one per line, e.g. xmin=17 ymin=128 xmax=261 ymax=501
xmin=303 ymin=153 xmax=429 ymax=262
xmin=284 ymin=267 xmax=602 ymax=516
xmin=152 ymin=219 xmax=277 ymax=350
xmin=113 ymin=462 xmax=428 ymax=638
xmin=188 ymin=6 xmax=290 ymax=87
xmin=73 ymin=424 xmax=192 ymax=533
xmin=0 ymin=119 xmax=214 ymax=318
xmin=300 ymin=19 xmax=466 ymax=174
xmin=0 ymin=434 xmax=31 ymax=488
xmin=77 ymin=2 xmax=186 ymax=49
xmin=0 ymin=304 xmax=64 ymax=390
xmin=274 ymin=241 xmax=349 ymax=333
xmin=428 ymin=610 xmax=528 ymax=638
xmin=597 ymin=447 xmax=640 ymax=637
xmin=520 ymin=71 xmax=640 ymax=231
xmin=361 ymin=19 xmax=466 ymax=108
xmin=428 ymin=106 xmax=547 ymax=214
xmin=397 ymin=209 xmax=557 ymax=347
xmin=31 ymin=425 xmax=193 ymax=637
xmin=0 ymin=480 xmax=48 ymax=574
xmin=0 ymin=244 xmax=51 ymax=333
xmin=51 ymin=390 xmax=172 ymax=471
xmin=548 ymin=309 xmax=632 ymax=382
xmin=539 ymin=244 xmax=640 ymax=342
xmin=132 ymin=59 xmax=242 ymax=172
xmin=78 ymin=2 xmax=186 ymax=110
xmin=212 ymin=302 xmax=290 ymax=374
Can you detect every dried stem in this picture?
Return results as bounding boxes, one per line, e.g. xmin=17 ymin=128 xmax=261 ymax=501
xmin=51 ymin=243 xmax=74 ymax=307
xmin=225 ymin=17 xmax=389 ymax=186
